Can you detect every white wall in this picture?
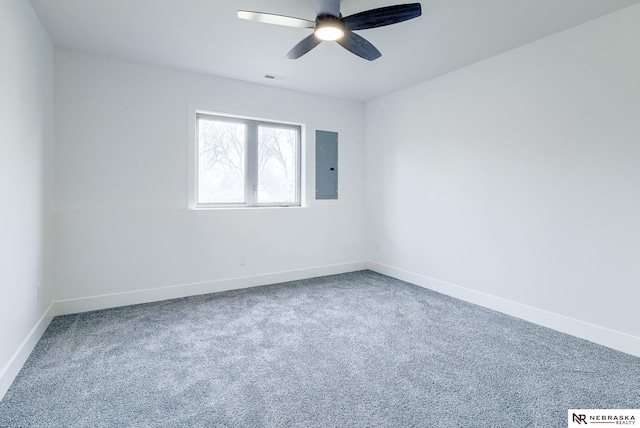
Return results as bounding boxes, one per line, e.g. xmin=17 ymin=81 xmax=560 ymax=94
xmin=54 ymin=50 xmax=367 ymax=312
xmin=366 ymin=5 xmax=640 ymax=355
xmin=0 ymin=0 xmax=55 ymax=398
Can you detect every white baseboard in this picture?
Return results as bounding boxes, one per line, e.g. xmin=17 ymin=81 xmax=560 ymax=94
xmin=4 ymin=261 xmax=635 ymax=403
xmin=0 ymin=302 xmax=55 ymax=401
xmin=55 ymin=261 xmax=369 ymax=316
xmin=368 ymin=261 xmax=640 ymax=358
xmin=2 ymin=263 xmax=367 ymax=401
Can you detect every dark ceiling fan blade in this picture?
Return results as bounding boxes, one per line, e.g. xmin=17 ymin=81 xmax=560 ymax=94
xmin=343 ymin=3 xmax=422 ymax=31
xmin=238 ymin=10 xmax=315 ymax=28
xmin=286 ymin=34 xmax=323 ymax=59
xmin=337 ymin=31 xmax=382 ymax=61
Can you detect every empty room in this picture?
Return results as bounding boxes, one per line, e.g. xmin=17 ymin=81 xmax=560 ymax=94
xmin=1 ymin=0 xmax=639 ymax=426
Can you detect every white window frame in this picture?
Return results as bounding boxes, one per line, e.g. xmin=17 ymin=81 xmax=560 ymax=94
xmin=194 ymin=112 xmax=303 ymax=208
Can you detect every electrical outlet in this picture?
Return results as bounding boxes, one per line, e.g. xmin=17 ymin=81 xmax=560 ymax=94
xmin=240 ymin=256 xmax=247 ymax=265
xmin=375 ymin=243 xmax=380 ymax=252
xmin=37 ymin=283 xmax=42 ymax=301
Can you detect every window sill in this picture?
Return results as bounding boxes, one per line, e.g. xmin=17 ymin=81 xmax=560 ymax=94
xmin=191 ymin=205 xmax=305 ymax=211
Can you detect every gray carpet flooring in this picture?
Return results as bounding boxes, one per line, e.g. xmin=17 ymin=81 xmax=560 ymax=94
xmin=0 ymin=270 xmax=638 ymax=427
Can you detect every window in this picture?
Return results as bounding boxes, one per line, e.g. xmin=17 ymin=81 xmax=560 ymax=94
xmin=196 ymin=113 xmax=301 ymax=207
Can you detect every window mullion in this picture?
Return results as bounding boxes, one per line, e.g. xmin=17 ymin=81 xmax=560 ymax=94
xmin=246 ymin=121 xmax=259 ymax=206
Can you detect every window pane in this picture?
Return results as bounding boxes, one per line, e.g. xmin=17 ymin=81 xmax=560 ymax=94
xmin=257 ymin=126 xmax=298 ymax=204
xmin=198 ymin=118 xmax=246 ymax=204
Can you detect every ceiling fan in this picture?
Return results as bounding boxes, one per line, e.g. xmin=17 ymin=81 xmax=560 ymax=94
xmin=238 ymin=0 xmax=422 ymax=61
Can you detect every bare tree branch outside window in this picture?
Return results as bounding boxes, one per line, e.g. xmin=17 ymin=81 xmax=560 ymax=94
xmin=198 ymin=119 xmax=246 ymax=203
xmin=258 ymin=126 xmax=297 ymax=203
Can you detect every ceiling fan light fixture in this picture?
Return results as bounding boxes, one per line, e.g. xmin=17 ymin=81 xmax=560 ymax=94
xmin=314 ymin=16 xmax=345 ymax=41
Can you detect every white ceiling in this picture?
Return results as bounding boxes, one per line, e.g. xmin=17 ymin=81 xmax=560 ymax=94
xmin=30 ymin=0 xmax=640 ymax=102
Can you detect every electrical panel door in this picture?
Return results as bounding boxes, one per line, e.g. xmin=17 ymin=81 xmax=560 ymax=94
xmin=316 ymin=130 xmax=338 ymax=199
